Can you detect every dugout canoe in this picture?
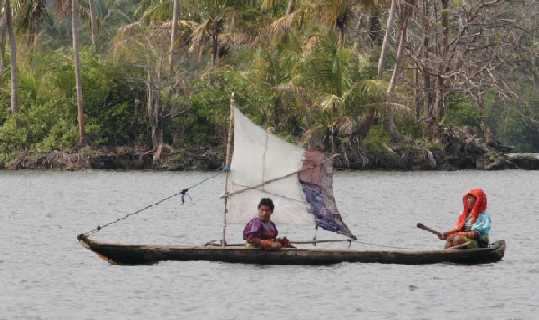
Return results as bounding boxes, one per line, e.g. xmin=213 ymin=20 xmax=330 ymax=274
xmin=77 ymin=234 xmax=505 ymax=265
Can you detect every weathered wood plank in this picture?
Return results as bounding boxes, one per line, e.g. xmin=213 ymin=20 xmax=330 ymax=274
xmin=77 ymin=235 xmax=505 ymax=266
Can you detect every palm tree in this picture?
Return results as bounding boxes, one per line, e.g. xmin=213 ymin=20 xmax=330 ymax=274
xmin=3 ymin=0 xmax=17 ymax=113
xmin=189 ymin=0 xmax=261 ymax=67
xmin=377 ymin=0 xmax=414 ymax=142
xmin=263 ymin=0 xmax=394 ymax=143
xmin=13 ymin=0 xmax=47 ymax=46
xmin=168 ymin=0 xmax=179 ymax=73
xmin=190 ymin=13 xmax=224 ymax=66
xmin=0 ymin=0 xmax=6 ymax=75
xmin=72 ymin=0 xmax=85 ymax=145
xmin=88 ymin=0 xmax=98 ymax=47
xmin=264 ymin=0 xmax=363 ymax=47
xmin=377 ymin=0 xmax=395 ymax=78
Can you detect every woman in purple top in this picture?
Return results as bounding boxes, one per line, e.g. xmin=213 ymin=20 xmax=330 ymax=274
xmin=243 ymin=198 xmax=292 ymax=250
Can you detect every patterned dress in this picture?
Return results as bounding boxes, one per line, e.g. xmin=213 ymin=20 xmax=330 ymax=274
xmin=467 ymin=212 xmax=491 ymax=248
xmin=450 ymin=188 xmax=492 ymax=248
xmin=243 ymin=217 xmax=278 ymax=244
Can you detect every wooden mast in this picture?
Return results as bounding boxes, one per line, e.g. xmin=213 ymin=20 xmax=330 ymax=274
xmin=222 ymin=92 xmax=235 ymax=246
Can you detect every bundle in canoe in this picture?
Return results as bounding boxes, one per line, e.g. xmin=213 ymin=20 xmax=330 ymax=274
xmin=77 ymin=234 xmax=505 ymax=265
xmin=77 ymin=94 xmax=506 ymax=266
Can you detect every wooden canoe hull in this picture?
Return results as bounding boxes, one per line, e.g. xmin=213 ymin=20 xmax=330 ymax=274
xmin=77 ymin=235 xmax=505 ymax=265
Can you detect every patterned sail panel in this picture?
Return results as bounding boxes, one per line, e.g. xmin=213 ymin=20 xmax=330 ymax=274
xmin=299 ymin=151 xmax=356 ymax=239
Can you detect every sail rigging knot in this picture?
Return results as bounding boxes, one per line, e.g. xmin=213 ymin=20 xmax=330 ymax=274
xmin=179 ymin=188 xmax=192 ymax=204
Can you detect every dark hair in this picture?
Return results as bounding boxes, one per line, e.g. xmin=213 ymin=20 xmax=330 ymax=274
xmin=258 ymin=198 xmax=274 ymax=212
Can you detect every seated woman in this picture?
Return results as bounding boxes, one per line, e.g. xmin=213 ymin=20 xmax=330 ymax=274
xmin=439 ymin=188 xmax=492 ymax=249
xmin=243 ymin=198 xmax=293 ymax=250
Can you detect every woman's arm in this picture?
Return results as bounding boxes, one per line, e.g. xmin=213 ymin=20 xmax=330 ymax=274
xmin=438 ymin=226 xmax=463 ymax=240
xmin=246 ymin=235 xmax=281 ymax=249
xmin=246 ymin=234 xmax=261 ymax=246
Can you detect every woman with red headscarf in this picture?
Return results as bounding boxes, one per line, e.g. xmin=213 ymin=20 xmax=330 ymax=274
xmin=439 ymin=188 xmax=492 ymax=249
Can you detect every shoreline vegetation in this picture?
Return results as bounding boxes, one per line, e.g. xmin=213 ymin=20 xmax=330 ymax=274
xmin=1 ymin=2 xmax=538 ymax=171
xmin=3 ymin=127 xmax=539 ymax=171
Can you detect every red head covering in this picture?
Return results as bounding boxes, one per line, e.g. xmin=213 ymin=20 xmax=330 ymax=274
xmin=454 ymin=188 xmax=487 ymax=230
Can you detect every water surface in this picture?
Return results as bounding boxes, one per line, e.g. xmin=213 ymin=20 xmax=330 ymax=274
xmin=1 ymin=170 xmax=537 ymax=319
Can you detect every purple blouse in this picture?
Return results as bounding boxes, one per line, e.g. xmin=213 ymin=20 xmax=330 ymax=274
xmin=243 ymin=217 xmax=278 ymax=241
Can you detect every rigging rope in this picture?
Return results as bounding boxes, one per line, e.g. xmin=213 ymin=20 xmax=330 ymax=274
xmin=80 ymin=172 xmax=222 ymax=236
xmin=287 ymin=238 xmax=410 ymax=250
xmin=222 ymin=154 xmax=338 ymax=199
xmin=204 ymin=238 xmax=410 ymax=250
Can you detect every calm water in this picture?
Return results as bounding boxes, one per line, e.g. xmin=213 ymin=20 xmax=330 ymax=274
xmin=1 ymin=170 xmax=538 ymax=320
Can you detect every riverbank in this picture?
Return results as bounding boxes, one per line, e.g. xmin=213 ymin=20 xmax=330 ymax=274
xmin=1 ymin=129 xmax=538 ymax=171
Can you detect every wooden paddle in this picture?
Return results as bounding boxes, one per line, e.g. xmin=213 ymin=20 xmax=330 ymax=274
xmin=416 ymin=223 xmax=443 ymax=238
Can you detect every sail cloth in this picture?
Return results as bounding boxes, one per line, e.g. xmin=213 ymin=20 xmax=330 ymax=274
xmin=299 ymin=151 xmax=356 ymax=239
xmin=226 ymin=107 xmax=356 ymax=239
xmin=227 ymin=108 xmax=312 ymax=225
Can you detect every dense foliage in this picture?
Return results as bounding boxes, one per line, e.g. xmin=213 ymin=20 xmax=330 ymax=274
xmin=0 ymin=0 xmax=537 ymax=165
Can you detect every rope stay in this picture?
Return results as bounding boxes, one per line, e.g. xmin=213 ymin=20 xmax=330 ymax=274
xmin=204 ymin=238 xmax=410 ymax=250
xmin=80 ymin=172 xmax=221 ymax=237
xmin=221 ymin=155 xmax=338 ymax=199
xmin=352 ymin=239 xmax=410 ymax=250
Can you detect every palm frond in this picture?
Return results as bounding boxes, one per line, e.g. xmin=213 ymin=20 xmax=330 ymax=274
xmin=140 ymin=1 xmax=172 ymax=25
xmin=362 ymin=102 xmax=411 ymax=113
xmin=302 ymin=35 xmax=320 ymax=57
xmin=268 ymin=9 xmax=300 ymax=36
xmin=261 ymin=0 xmax=283 ymax=11
xmin=189 ymin=19 xmax=211 ymax=55
xmin=14 ymin=0 xmax=47 ymax=37
xmin=320 ymin=94 xmax=344 ymax=111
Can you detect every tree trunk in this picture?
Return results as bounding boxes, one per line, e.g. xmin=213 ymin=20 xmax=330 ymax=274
xmin=151 ymin=63 xmax=164 ymax=164
xmin=368 ymin=12 xmax=382 ymax=46
xmin=384 ymin=18 xmax=409 ymax=142
xmin=169 ymin=0 xmax=180 ymax=74
xmin=441 ymin=0 xmax=449 ymax=51
xmin=72 ymin=0 xmax=86 ymax=145
xmin=354 ymin=110 xmax=377 ymax=141
xmin=338 ymin=25 xmax=345 ymax=47
xmin=0 ymin=0 xmax=6 ymax=75
xmin=414 ymin=67 xmax=422 ymax=121
xmin=5 ymin=0 xmax=17 ymax=113
xmin=377 ymin=0 xmax=396 ymax=78
xmin=436 ymin=0 xmax=449 ymax=127
xmin=436 ymin=74 xmax=444 ymax=122
xmin=88 ymin=0 xmax=98 ymax=48
xmin=286 ymin=0 xmax=295 ymax=15
xmin=212 ymin=28 xmax=219 ymax=66
xmin=430 ymin=79 xmax=441 ymax=140
xmin=422 ymin=0 xmax=436 ymax=138
xmin=350 ymin=0 xmax=397 ymax=144
xmin=147 ymin=59 xmax=164 ymax=164
xmin=475 ymin=94 xmax=488 ymax=137
xmin=387 ymin=20 xmax=408 ymax=96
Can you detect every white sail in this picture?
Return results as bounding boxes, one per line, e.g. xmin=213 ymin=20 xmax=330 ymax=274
xmin=226 ymin=107 xmax=313 ymax=225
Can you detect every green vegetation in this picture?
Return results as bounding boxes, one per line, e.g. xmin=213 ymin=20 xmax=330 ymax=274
xmin=0 ymin=0 xmax=537 ymax=167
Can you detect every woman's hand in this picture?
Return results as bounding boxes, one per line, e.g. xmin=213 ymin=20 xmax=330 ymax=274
xmin=260 ymin=239 xmax=282 ymax=250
